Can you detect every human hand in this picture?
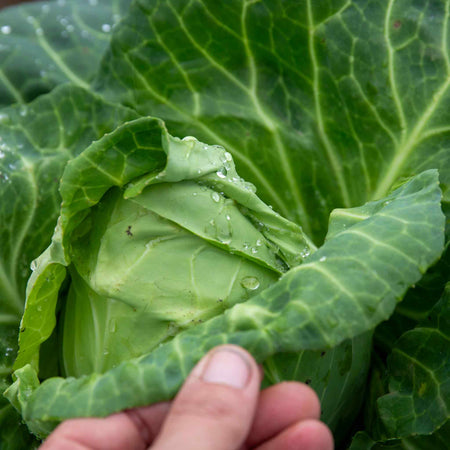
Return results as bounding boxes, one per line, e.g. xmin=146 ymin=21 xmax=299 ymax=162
xmin=41 ymin=345 xmax=333 ymax=449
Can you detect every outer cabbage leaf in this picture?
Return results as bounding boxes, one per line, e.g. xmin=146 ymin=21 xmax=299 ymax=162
xmin=94 ymin=0 xmax=450 ymax=242
xmin=348 ymin=286 xmax=450 ymax=449
xmin=0 ymin=84 xmax=137 ymax=445
xmin=377 ymin=285 xmax=450 ymax=438
xmin=0 ymin=0 xmax=128 ymax=107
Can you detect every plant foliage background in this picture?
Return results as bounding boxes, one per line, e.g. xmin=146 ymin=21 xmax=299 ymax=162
xmin=0 ymin=0 xmax=449 ymax=449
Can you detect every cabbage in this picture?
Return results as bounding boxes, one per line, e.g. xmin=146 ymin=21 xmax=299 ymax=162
xmin=0 ymin=1 xmax=448 ymax=448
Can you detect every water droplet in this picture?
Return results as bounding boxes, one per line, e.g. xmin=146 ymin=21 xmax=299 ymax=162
xmin=0 ymin=151 xmax=4 ymax=159
xmin=216 ymin=169 xmax=226 ymax=179
xmin=37 ymin=305 xmax=42 ymax=312
xmin=241 ymin=276 xmax=260 ymax=290
xmin=319 ymin=256 xmax=326 ymax=262
xmin=42 ymin=4 xmax=50 ymax=13
xmin=26 ymin=16 xmax=34 ymax=24
xmin=211 ymin=192 xmax=220 ymax=203
xmin=203 ymin=145 xmax=208 ymax=150
xmin=224 ymin=151 xmax=232 ymax=161
xmin=60 ymin=17 xmax=69 ymax=26
xmin=192 ymin=192 xmax=198 ymax=196
xmin=30 ymin=260 xmax=37 ymax=271
xmin=226 ymin=214 xmax=231 ymax=221
xmin=1 ymin=26 xmax=11 ymax=35
xmin=66 ymin=24 xmax=75 ymax=33
xmin=103 ymin=350 xmax=109 ymax=356
xmin=0 ymin=112 xmax=10 ymax=124
xmin=182 ymin=136 xmax=197 ymax=142
xmin=243 ymin=242 xmax=250 ymax=250
xmin=300 ymin=247 xmax=311 ymax=258
xmin=256 ymin=239 xmax=262 ymax=247
xmin=19 ymin=107 xmax=27 ymax=117
xmin=383 ymin=200 xmax=392 ymax=206
xmin=102 ymin=23 xmax=111 ymax=33
xmin=89 ymin=0 xmax=98 ymax=5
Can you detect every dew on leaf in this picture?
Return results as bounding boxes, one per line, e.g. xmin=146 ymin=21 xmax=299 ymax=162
xmin=241 ymin=276 xmax=260 ymax=290
xmin=211 ymin=192 xmax=220 ymax=202
xmin=300 ymin=247 xmax=311 ymax=258
xmin=224 ymin=151 xmax=232 ymax=161
xmin=102 ymin=24 xmax=111 ymax=33
xmin=319 ymin=256 xmax=326 ymax=262
xmin=1 ymin=25 xmax=11 ymax=35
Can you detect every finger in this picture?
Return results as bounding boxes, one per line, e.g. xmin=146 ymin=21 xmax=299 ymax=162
xmin=245 ymin=381 xmax=321 ymax=447
xmin=152 ymin=345 xmax=261 ymax=450
xmin=255 ymin=419 xmax=334 ymax=450
xmin=40 ymin=402 xmax=170 ymax=450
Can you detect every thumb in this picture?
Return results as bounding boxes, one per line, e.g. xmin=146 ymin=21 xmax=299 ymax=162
xmin=151 ymin=345 xmax=261 ymax=450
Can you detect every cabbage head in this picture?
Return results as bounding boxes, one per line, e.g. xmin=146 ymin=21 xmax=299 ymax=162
xmin=5 ymin=117 xmax=381 ymax=442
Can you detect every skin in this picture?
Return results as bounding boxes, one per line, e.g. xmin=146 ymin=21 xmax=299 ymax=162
xmin=41 ymin=345 xmax=334 ymax=450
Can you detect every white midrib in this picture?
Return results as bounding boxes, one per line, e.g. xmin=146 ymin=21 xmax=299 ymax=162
xmin=306 ymin=0 xmax=351 ymax=208
xmin=373 ymin=0 xmax=450 ymax=200
xmin=373 ymin=75 xmax=450 ymax=200
xmin=241 ymin=1 xmax=311 ymax=234
xmin=0 ymin=69 xmax=24 ymax=104
xmin=26 ymin=15 xmax=89 ymax=90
